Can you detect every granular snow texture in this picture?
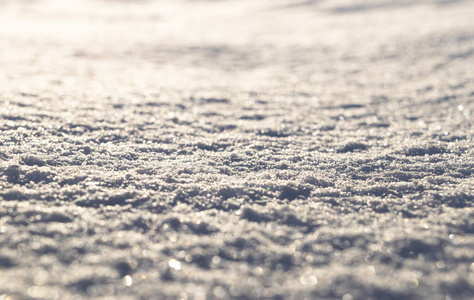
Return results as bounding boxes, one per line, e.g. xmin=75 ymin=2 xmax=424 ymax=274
xmin=0 ymin=0 xmax=473 ymax=299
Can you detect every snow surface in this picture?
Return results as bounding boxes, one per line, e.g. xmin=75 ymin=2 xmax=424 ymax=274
xmin=0 ymin=0 xmax=473 ymax=299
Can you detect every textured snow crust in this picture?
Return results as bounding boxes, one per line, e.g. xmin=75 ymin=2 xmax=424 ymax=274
xmin=0 ymin=0 xmax=473 ymax=299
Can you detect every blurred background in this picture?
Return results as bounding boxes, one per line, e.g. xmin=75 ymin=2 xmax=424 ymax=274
xmin=1 ymin=0 xmax=473 ymax=106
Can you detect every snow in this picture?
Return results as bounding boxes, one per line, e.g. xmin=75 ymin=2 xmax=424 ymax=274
xmin=0 ymin=0 xmax=473 ymax=299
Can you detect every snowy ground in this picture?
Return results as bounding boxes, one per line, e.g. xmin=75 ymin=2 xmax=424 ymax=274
xmin=0 ymin=0 xmax=473 ymax=299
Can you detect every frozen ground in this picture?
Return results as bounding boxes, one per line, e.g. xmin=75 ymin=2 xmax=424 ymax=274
xmin=0 ymin=0 xmax=473 ymax=299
